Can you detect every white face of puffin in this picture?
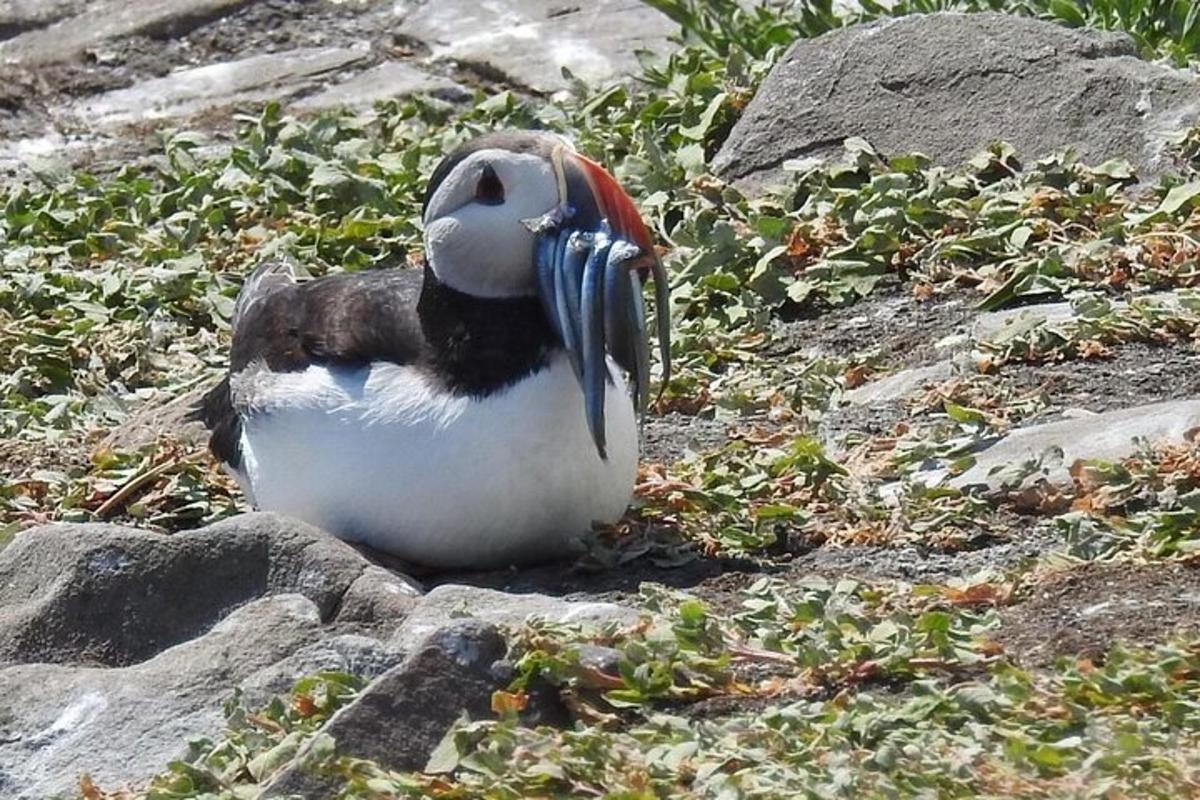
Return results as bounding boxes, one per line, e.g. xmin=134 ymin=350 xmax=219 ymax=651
xmin=420 ymin=131 xmax=672 ymax=460
xmin=422 ymin=148 xmax=560 ymax=298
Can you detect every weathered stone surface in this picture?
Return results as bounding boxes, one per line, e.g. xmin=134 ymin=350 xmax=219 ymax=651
xmin=0 ymin=0 xmax=83 ymax=37
xmin=97 ymin=382 xmax=213 ymax=452
xmin=0 ymin=0 xmax=251 ymax=65
xmin=263 ymin=621 xmax=509 ymax=798
xmin=0 ymin=513 xmax=423 ymax=795
xmin=951 ymin=399 xmax=1200 ymax=490
xmin=0 ymin=512 xmax=419 ymax=666
xmin=973 ymin=301 xmax=1079 ymax=343
xmin=397 ymin=0 xmax=674 ymax=92
xmin=392 ymin=584 xmax=638 ymax=652
xmin=239 ymin=633 xmax=403 ymax=709
xmin=292 ymin=60 xmax=467 ymax=111
xmin=338 ymin=564 xmax=426 ymax=626
xmin=823 ymin=360 xmax=959 ymax=456
xmin=78 ymin=46 xmax=369 ymax=125
xmin=843 ymin=361 xmax=954 ymax=406
xmin=973 ymin=291 xmax=1188 ymax=343
xmin=714 ymin=13 xmax=1200 ymax=190
xmin=0 ymin=595 xmax=337 ymax=800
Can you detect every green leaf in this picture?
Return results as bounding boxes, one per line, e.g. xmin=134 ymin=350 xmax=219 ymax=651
xmin=944 ymin=402 xmax=987 ymax=425
xmin=1131 ymin=180 xmax=1200 ymax=223
xmin=679 ymin=92 xmax=727 ymax=141
xmin=1049 ymin=0 xmax=1088 ymax=27
xmin=425 ymin=715 xmax=468 ymax=774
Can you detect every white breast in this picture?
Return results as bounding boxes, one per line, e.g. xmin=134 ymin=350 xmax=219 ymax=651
xmin=231 ymin=353 xmax=638 ymax=569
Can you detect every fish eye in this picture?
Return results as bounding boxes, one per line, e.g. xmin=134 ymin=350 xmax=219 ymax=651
xmin=474 ymin=163 xmax=505 ymax=206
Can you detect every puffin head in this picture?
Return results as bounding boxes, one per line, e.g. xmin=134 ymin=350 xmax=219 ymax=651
xmin=421 ymin=130 xmax=670 ymax=458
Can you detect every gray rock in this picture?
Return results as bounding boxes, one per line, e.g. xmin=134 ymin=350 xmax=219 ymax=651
xmin=0 ymin=0 xmax=83 ymax=36
xmin=292 ymin=60 xmax=468 ymax=111
xmin=239 ymin=633 xmax=402 ymax=710
xmin=0 ymin=0 xmax=251 ymax=65
xmin=843 ymin=361 xmax=954 ymax=406
xmin=823 ymin=361 xmax=958 ymax=455
xmin=77 ymin=47 xmax=369 ymax=126
xmin=0 ymin=513 xmax=423 ymax=795
xmin=96 ymin=381 xmax=214 ymax=453
xmin=391 ymin=584 xmax=637 ymax=653
xmin=974 ymin=301 xmax=1084 ymax=343
xmin=573 ymin=643 xmax=623 ymax=676
xmin=397 ymin=0 xmax=675 ymax=92
xmin=263 ymin=620 xmax=509 ymax=798
xmin=973 ymin=292 xmax=1188 ymax=343
xmin=713 ymin=13 xmax=1200 ymax=190
xmin=337 ymin=564 xmax=426 ymax=626
xmin=0 ymin=594 xmax=324 ymax=800
xmin=952 ymin=399 xmax=1200 ymax=490
xmin=0 ymin=512 xmax=419 ymax=666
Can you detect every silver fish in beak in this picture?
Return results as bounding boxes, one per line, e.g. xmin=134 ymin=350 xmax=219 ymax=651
xmin=531 ymin=145 xmax=670 ymax=459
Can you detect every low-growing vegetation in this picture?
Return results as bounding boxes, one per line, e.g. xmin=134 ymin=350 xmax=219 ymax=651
xmin=4 ymin=0 xmax=1199 ymax=797
xmin=97 ymin=580 xmax=1200 ymax=799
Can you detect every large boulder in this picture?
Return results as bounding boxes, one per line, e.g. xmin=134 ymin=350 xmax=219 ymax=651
xmin=0 ymin=513 xmax=420 ymax=667
xmin=0 ymin=593 xmax=403 ymax=800
xmin=714 ymin=13 xmax=1200 ymax=190
xmin=0 ymin=513 xmax=422 ymax=797
xmin=0 ymin=513 xmax=643 ymax=796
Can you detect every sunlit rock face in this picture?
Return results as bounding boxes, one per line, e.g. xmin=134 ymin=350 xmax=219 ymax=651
xmin=714 ymin=12 xmax=1200 ymax=193
xmin=396 ymin=0 xmax=676 ymax=93
xmin=0 ymin=513 xmax=419 ymax=798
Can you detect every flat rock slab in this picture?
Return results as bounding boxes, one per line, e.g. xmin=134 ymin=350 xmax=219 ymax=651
xmin=974 ymin=291 xmax=1191 ymax=343
xmin=292 ymin=60 xmax=467 ymax=111
xmin=0 ymin=0 xmax=250 ymax=65
xmin=97 ymin=382 xmax=213 ymax=452
xmin=397 ymin=0 xmax=675 ymax=92
xmin=392 ymin=583 xmax=638 ymax=653
xmin=714 ymin=12 xmax=1200 ymax=190
xmin=951 ymin=399 xmax=1200 ymax=490
xmin=973 ymin=301 xmax=1081 ymax=343
xmin=0 ymin=0 xmax=83 ymax=35
xmin=0 ymin=594 xmax=397 ymax=800
xmin=843 ymin=361 xmax=954 ymax=407
xmin=77 ymin=46 xmax=369 ymax=126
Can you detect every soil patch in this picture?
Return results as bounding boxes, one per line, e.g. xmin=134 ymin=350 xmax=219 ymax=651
xmin=1003 ymin=340 xmax=1200 ymax=417
xmin=641 ymin=412 xmax=731 ymax=465
xmin=774 ymin=288 xmax=975 ymax=367
xmin=995 ymin=560 xmax=1200 ymax=667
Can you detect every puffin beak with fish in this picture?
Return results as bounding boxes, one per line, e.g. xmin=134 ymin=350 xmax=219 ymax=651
xmin=196 ymin=131 xmax=669 ymax=570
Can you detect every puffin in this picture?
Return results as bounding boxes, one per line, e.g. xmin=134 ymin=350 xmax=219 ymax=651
xmin=196 ymin=130 xmax=670 ymax=569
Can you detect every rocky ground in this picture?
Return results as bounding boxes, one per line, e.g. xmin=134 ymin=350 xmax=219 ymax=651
xmin=0 ymin=0 xmax=674 ymax=177
xmin=2 ymin=1 xmax=1200 ymax=797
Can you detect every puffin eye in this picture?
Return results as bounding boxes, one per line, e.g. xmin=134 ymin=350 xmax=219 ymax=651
xmin=474 ymin=164 xmax=505 ymax=206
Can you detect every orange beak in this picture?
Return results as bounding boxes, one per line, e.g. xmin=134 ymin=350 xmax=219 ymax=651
xmin=562 ymin=149 xmax=657 ymax=269
xmin=535 ymin=143 xmax=671 ymax=458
